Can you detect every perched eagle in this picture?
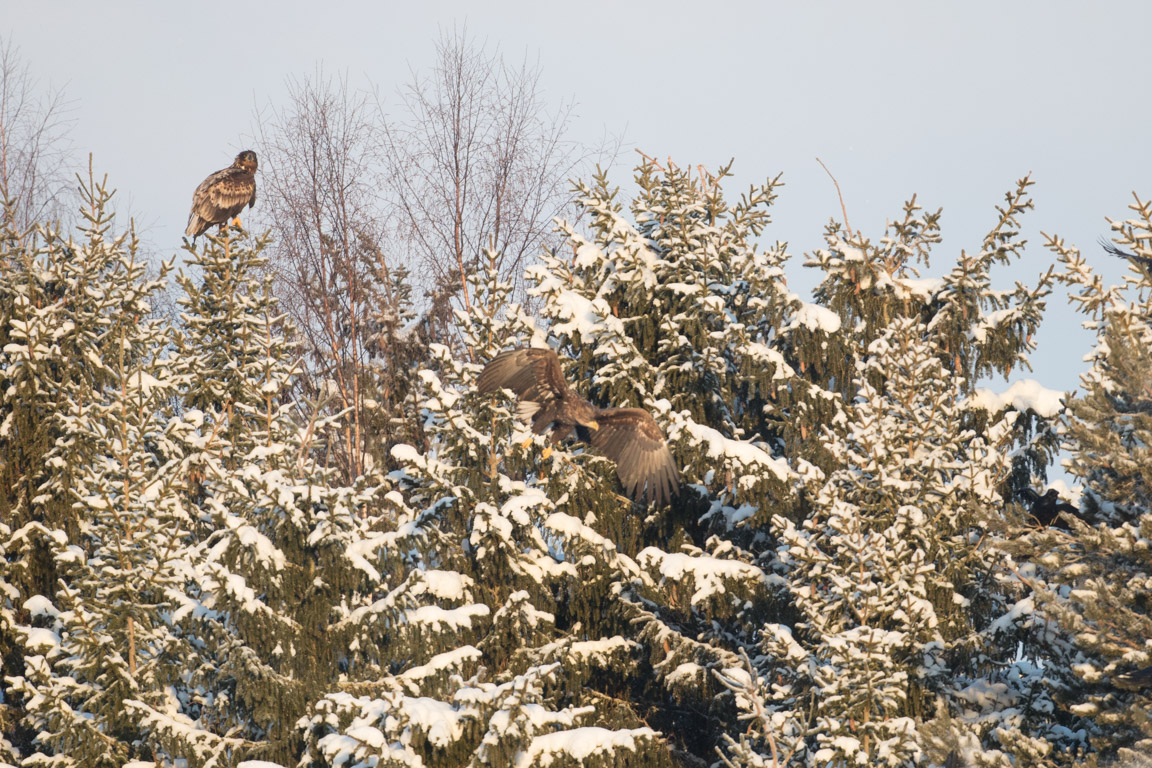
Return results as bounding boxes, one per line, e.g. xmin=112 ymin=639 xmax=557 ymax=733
xmin=477 ymin=347 xmax=680 ymax=506
xmin=1017 ymin=488 xmax=1078 ymax=530
xmin=185 ymin=150 xmax=258 ymax=239
xmin=1099 ymin=237 xmax=1152 ymax=269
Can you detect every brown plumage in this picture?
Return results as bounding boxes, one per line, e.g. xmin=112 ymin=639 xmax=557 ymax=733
xmin=185 ymin=150 xmax=258 ymax=239
xmin=477 ymin=347 xmax=679 ymax=506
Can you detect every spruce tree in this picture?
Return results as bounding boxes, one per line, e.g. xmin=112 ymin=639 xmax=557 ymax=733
xmin=299 ymin=262 xmax=673 ymax=767
xmin=131 ymin=230 xmax=371 ymax=767
xmin=2 ymin=172 xmax=190 ymax=765
xmin=757 ymin=317 xmax=1061 ymax=766
xmin=0 ymin=176 xmax=125 ymax=743
xmin=734 ymin=175 xmax=1072 ymax=767
xmin=1032 ymin=206 xmax=1152 ymax=760
xmin=530 ymin=159 xmax=1064 ymax=765
xmin=523 ymin=160 xmax=809 ymax=760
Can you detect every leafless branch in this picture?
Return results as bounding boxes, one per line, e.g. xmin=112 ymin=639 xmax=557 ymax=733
xmin=251 ymin=67 xmax=405 ymax=484
xmin=0 ymin=37 xmax=76 ymax=230
xmin=378 ymin=25 xmax=592 ymax=316
xmin=816 ymin=156 xmax=852 ymax=238
xmin=248 ymin=30 xmax=602 ymax=482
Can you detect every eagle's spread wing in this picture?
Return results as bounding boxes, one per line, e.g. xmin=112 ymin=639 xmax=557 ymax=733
xmin=1099 ymin=237 xmax=1152 ymax=269
xmin=592 ymin=407 xmax=679 ymax=506
xmin=478 ymin=347 xmax=680 ymax=505
xmin=477 ymin=347 xmax=570 ymax=409
xmin=186 ymin=165 xmax=257 ymax=238
xmin=1016 ymin=488 xmax=1041 ymax=505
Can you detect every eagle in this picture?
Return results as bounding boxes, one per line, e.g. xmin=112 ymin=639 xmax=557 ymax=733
xmin=477 ymin=347 xmax=680 ymax=506
xmin=185 ymin=150 xmax=258 ymax=239
xmin=1099 ymin=237 xmax=1152 ymax=269
xmin=1017 ymin=488 xmax=1078 ymax=530
xmin=1115 ymin=665 xmax=1152 ymax=690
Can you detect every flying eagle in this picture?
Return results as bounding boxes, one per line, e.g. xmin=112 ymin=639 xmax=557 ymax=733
xmin=1017 ymin=488 xmax=1078 ymax=530
xmin=477 ymin=347 xmax=680 ymax=506
xmin=1099 ymin=237 xmax=1152 ymax=269
xmin=185 ymin=150 xmax=258 ymax=239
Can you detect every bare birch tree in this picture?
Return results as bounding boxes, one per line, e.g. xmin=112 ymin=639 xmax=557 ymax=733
xmin=252 ymin=70 xmax=420 ymax=485
xmin=251 ymin=32 xmax=599 ymax=484
xmin=380 ymin=27 xmax=592 ymax=318
xmin=0 ymin=38 xmax=73 ymax=230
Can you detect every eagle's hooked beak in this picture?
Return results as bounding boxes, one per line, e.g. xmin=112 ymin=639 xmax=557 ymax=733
xmin=587 ymin=420 xmax=600 ymax=431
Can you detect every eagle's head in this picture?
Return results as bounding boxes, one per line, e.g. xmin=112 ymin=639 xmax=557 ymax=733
xmin=568 ymin=398 xmax=600 ymax=431
xmin=234 ymin=150 xmax=258 ymax=173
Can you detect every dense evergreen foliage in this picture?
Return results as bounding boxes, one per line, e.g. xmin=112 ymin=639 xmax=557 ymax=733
xmin=0 ymin=156 xmax=1147 ymax=768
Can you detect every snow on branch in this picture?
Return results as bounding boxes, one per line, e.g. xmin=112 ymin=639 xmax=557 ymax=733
xmin=638 ymin=547 xmax=768 ymax=606
xmin=514 ymin=726 xmax=660 ymax=768
xmin=742 ymin=342 xmax=796 ymax=380
xmin=787 ymin=301 xmax=842 ymax=335
xmin=543 ymin=512 xmax=646 ymax=582
xmin=967 ymin=379 xmax=1065 ymax=418
xmin=670 ymin=415 xmax=794 ymax=483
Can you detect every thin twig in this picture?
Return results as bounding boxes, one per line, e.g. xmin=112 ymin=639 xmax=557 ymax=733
xmin=816 ymin=157 xmax=852 ymax=237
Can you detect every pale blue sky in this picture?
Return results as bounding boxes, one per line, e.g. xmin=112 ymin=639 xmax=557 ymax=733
xmin=7 ymin=1 xmax=1151 ymax=401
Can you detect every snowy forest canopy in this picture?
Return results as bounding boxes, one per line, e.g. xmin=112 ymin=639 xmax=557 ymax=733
xmin=3 ymin=61 xmax=1152 ymax=767
xmin=2 ymin=151 xmax=1152 ymax=768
